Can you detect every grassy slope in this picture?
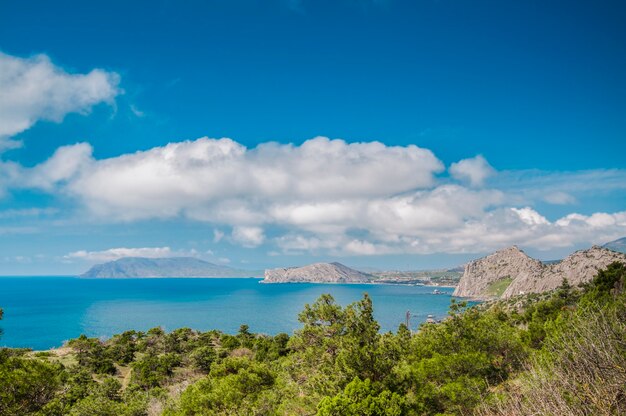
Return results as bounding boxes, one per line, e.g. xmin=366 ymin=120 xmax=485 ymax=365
xmin=485 ymin=277 xmax=513 ymax=297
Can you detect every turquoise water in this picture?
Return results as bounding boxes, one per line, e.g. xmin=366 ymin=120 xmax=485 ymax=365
xmin=0 ymin=277 xmax=456 ymax=350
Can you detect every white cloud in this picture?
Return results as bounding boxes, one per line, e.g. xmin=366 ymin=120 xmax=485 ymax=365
xmin=344 ymin=239 xmax=388 ymax=255
xmin=65 ymin=246 xmax=174 ymax=262
xmin=23 ymin=142 xmax=93 ymax=190
xmin=52 ymin=136 xmax=442 ymax=221
xmin=64 ymin=137 xmax=443 ymax=222
xmin=232 ymin=226 xmax=265 ymax=248
xmin=4 ymin=136 xmax=626 ymax=255
xmin=0 ymin=51 xmax=120 ymax=149
xmin=511 ymin=207 xmax=550 ymax=226
xmin=449 ymin=155 xmax=494 ymax=187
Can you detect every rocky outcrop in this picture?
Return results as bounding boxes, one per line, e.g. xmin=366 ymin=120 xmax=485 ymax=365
xmin=263 ymin=262 xmax=374 ymax=283
xmin=503 ymin=246 xmax=626 ymax=297
xmin=453 ymin=246 xmax=543 ymax=299
xmin=454 ymin=246 xmax=626 ymax=299
xmin=81 ymin=257 xmax=262 ymax=278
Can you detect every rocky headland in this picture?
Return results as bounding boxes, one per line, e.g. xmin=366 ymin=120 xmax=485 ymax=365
xmin=81 ymin=257 xmax=262 ymax=278
xmin=453 ymin=245 xmax=626 ymax=299
xmin=263 ymin=262 xmax=375 ymax=283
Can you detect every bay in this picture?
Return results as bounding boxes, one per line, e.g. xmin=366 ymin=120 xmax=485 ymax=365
xmin=0 ymin=277 xmax=456 ymax=350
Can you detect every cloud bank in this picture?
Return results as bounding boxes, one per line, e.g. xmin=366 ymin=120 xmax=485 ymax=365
xmin=6 ymin=136 xmax=626 ymax=256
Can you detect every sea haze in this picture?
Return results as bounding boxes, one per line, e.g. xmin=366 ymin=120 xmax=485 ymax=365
xmin=0 ymin=277 xmax=455 ymax=350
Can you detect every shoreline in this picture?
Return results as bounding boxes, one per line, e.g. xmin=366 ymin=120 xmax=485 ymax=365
xmin=260 ymin=280 xmax=458 ymax=288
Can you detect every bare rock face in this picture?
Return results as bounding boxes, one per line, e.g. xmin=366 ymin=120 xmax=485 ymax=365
xmin=503 ymin=246 xmax=626 ymax=297
xmin=263 ymin=262 xmax=374 ymax=283
xmin=453 ymin=246 xmax=543 ymax=298
xmin=454 ymin=246 xmax=626 ymax=299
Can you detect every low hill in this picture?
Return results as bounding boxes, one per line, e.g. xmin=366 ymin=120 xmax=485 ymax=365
xmin=604 ymin=236 xmax=626 ymax=254
xmin=81 ymin=257 xmax=262 ymax=278
xmin=263 ymin=262 xmax=375 ymax=283
xmin=453 ymin=245 xmax=626 ymax=299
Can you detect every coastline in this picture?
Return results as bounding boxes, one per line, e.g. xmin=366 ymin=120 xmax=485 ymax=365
xmin=260 ymin=279 xmax=458 ymax=289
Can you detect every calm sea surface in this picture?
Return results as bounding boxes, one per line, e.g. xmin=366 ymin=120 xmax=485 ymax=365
xmin=0 ymin=277 xmax=456 ymax=350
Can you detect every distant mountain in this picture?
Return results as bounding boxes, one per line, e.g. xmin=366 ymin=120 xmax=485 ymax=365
xmin=453 ymin=245 xmax=626 ymax=300
xmin=604 ymin=237 xmax=626 ymax=254
xmin=81 ymin=257 xmax=262 ymax=278
xmin=263 ymin=262 xmax=375 ymax=283
xmin=353 ymin=266 xmax=384 ymax=273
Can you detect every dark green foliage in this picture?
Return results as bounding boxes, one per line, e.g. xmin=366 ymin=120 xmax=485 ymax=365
xmin=0 ymin=349 xmax=62 ymax=415
xmin=131 ymin=352 xmax=180 ymax=389
xmin=190 ymin=345 xmax=216 ymax=373
xmin=174 ymin=356 xmax=276 ymax=415
xmin=336 ymin=294 xmax=383 ymax=383
xmin=318 ymin=377 xmax=405 ymax=416
xmin=107 ymin=330 xmax=139 ymax=364
xmin=579 ymin=261 xmax=626 ymax=303
xmin=164 ymin=327 xmax=196 ymax=354
xmin=391 ymin=304 xmax=527 ymax=415
xmin=67 ymin=335 xmax=117 ymax=374
xmin=252 ymin=332 xmax=290 ymax=362
xmin=219 ymin=333 xmax=241 ymax=352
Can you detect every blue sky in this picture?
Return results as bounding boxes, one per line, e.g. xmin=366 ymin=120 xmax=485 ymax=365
xmin=0 ymin=0 xmax=625 ymax=274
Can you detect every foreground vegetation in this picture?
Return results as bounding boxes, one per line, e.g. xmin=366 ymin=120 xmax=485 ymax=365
xmin=1 ymin=263 xmax=625 ymax=415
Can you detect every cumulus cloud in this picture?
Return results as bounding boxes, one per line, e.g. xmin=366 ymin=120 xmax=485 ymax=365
xmin=23 ymin=142 xmax=93 ymax=190
xmin=449 ymin=155 xmax=494 ymax=187
xmin=5 ymin=135 xmax=626 ymax=255
xmin=511 ymin=207 xmax=550 ymax=226
xmin=58 ymin=136 xmax=443 ymax=220
xmin=0 ymin=51 xmax=120 ymax=149
xmin=37 ymin=136 xmax=495 ymax=252
xmin=65 ymin=246 xmax=175 ymax=262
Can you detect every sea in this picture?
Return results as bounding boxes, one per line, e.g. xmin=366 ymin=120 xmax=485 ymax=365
xmin=0 ymin=277 xmax=457 ymax=350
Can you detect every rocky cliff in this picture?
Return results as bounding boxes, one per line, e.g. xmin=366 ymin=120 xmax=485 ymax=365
xmin=263 ymin=262 xmax=375 ymax=283
xmin=81 ymin=257 xmax=261 ymax=278
xmin=453 ymin=246 xmax=543 ymax=299
xmin=453 ymin=246 xmax=626 ymax=299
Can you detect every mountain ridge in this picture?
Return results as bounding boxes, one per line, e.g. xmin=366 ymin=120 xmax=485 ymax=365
xmin=263 ymin=262 xmax=375 ymax=283
xmin=604 ymin=237 xmax=626 ymax=254
xmin=454 ymin=245 xmax=626 ymax=299
xmin=81 ymin=257 xmax=262 ymax=278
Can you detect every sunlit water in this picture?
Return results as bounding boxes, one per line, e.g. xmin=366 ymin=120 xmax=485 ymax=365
xmin=0 ymin=277 xmax=458 ymax=350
